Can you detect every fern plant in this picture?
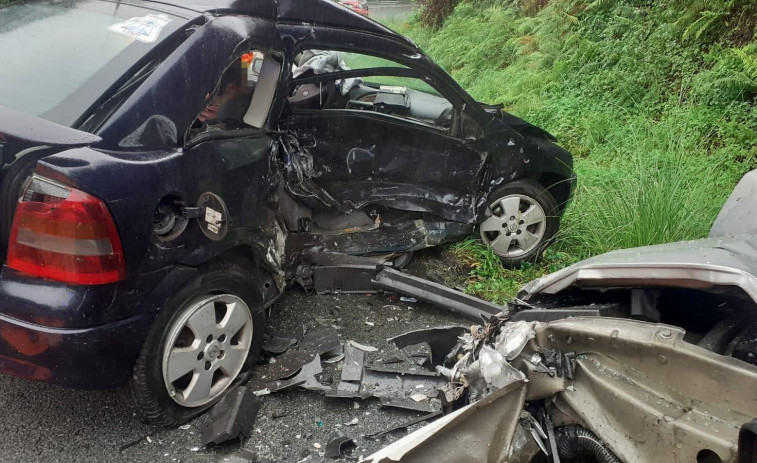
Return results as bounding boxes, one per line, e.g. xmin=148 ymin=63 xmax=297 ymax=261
xmin=674 ymin=0 xmax=754 ymax=44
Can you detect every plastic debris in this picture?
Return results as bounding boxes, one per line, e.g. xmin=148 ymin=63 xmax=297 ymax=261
xmin=262 ymin=327 xmax=297 ymax=354
xmin=200 ymin=387 xmax=261 ymax=446
xmin=364 ymin=411 xmax=442 ymax=440
xmin=325 ymin=434 xmax=356 ymax=458
xmin=342 ymin=344 xmax=365 ymax=382
xmin=298 ymin=327 xmax=341 ymax=355
xmin=347 ymin=340 xmax=379 ymax=352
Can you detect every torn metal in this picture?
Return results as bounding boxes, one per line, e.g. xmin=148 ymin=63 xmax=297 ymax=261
xmin=365 ymin=314 xmax=757 ymax=463
xmin=373 ymin=267 xmax=504 ymax=321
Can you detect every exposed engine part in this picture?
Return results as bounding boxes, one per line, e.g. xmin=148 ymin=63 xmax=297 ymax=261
xmin=554 ymin=425 xmax=621 ymax=463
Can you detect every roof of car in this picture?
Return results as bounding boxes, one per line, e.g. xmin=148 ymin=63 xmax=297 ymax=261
xmin=140 ymin=0 xmax=404 ymax=40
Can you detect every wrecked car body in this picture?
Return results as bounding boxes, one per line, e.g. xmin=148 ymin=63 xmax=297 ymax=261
xmin=357 ymin=169 xmax=757 ymax=463
xmin=514 ymin=169 xmax=757 ymax=366
xmin=0 ymin=0 xmax=572 ymax=424
xmin=365 ymin=316 xmax=757 ymax=463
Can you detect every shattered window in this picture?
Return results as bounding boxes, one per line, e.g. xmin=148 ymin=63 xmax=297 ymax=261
xmin=289 ymin=50 xmax=455 ymax=132
xmin=190 ymin=49 xmax=279 ymax=136
xmin=342 ymin=52 xmax=408 ymax=70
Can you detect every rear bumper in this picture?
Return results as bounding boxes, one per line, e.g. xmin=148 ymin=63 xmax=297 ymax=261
xmin=0 ymin=311 xmax=157 ymax=389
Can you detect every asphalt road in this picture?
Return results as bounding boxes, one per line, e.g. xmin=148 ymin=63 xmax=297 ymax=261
xmin=0 ymin=283 xmax=469 ymax=463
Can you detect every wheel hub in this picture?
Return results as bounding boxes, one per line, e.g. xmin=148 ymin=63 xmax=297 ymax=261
xmin=206 ymin=343 xmax=221 ymax=360
xmin=480 ymin=193 xmax=547 ymax=258
xmin=161 ymin=294 xmax=253 ymax=408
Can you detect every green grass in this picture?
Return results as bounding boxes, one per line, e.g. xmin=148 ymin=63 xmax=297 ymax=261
xmin=450 ymin=240 xmax=578 ymax=304
xmin=391 ymin=0 xmax=757 ymax=302
xmin=342 ymin=50 xmax=442 ymax=95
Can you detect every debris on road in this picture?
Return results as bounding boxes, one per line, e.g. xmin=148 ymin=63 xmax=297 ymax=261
xmin=346 ymin=340 xmax=379 ymax=353
xmin=364 ymin=311 xmax=757 ymax=462
xmin=200 ymin=387 xmax=261 ymax=446
xmin=388 ymin=326 xmax=467 ymax=366
xmin=297 ymin=327 xmax=342 ymax=355
xmin=341 ymin=344 xmax=365 ymax=382
xmin=325 ymin=434 xmax=356 ymax=458
xmin=363 ymin=412 xmax=442 ymax=440
xmin=372 ymin=267 xmax=504 ymax=321
xmin=262 ymin=327 xmax=298 ymax=354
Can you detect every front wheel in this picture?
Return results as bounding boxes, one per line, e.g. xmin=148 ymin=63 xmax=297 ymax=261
xmin=479 ymin=180 xmax=559 ymax=268
xmin=125 ymin=264 xmax=265 ymax=426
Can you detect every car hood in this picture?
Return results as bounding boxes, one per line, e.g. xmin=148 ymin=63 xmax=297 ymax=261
xmin=518 ymin=234 xmax=757 ymax=304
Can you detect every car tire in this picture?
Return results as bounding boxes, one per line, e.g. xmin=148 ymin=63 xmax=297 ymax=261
xmin=125 ymin=263 xmax=266 ymax=427
xmin=479 ymin=180 xmax=559 ymax=269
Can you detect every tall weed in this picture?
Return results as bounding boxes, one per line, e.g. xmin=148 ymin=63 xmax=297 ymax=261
xmin=402 ymin=0 xmax=757 ymax=301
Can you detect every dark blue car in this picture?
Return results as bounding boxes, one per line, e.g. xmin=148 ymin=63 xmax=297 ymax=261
xmin=0 ymin=0 xmax=573 ymax=425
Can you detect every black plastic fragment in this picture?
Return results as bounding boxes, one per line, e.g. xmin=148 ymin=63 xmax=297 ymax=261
xmin=200 ymin=387 xmax=261 ymax=446
xmin=325 ymin=435 xmax=356 ymax=458
xmin=389 ymin=326 xmax=468 ymax=366
xmin=262 ymin=327 xmax=297 ymax=354
xmin=255 ymin=350 xmax=316 ymax=382
xmin=379 ymin=397 xmax=439 ymax=413
xmin=298 ymin=327 xmax=341 ymax=355
xmin=324 ymin=384 xmax=372 ymax=399
xmin=364 ymin=411 xmax=442 ymax=440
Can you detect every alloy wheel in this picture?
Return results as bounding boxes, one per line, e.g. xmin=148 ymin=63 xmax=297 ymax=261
xmin=161 ymin=294 xmax=253 ymax=408
xmin=480 ymin=194 xmax=547 ymax=258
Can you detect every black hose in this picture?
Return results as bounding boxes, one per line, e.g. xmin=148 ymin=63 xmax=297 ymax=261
xmin=554 ymin=425 xmax=622 ymax=463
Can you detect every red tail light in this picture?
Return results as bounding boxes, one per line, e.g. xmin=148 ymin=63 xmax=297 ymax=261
xmin=7 ymin=175 xmax=126 ymax=285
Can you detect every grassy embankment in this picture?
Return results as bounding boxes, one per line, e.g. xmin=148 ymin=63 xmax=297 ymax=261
xmin=389 ymin=0 xmax=757 ymax=303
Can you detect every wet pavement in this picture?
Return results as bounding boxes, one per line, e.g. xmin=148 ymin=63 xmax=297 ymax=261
xmin=0 ymin=286 xmax=469 ymax=462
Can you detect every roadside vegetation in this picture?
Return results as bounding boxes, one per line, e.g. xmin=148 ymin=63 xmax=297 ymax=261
xmin=393 ymin=0 xmax=757 ymax=303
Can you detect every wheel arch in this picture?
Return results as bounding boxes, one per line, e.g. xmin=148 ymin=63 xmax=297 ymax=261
xmin=198 ymin=245 xmax=283 ymax=309
xmin=529 ymin=171 xmax=574 ymax=215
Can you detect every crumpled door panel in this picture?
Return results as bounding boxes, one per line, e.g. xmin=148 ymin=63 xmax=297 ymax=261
xmin=280 ymin=112 xmax=489 ymax=224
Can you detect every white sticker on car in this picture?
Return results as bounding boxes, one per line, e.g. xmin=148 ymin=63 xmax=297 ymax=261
xmin=204 ymin=207 xmax=222 ymax=234
xmin=108 ymin=14 xmax=171 ymax=43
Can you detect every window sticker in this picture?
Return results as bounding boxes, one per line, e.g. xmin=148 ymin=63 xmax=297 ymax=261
xmin=108 ymin=14 xmax=171 ymax=43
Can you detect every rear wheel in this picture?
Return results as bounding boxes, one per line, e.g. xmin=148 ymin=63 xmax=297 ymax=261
xmin=125 ymin=263 xmax=265 ymax=426
xmin=479 ymin=180 xmax=559 ymax=268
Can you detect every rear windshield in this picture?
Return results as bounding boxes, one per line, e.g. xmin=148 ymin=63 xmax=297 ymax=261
xmin=0 ymin=0 xmax=184 ymax=124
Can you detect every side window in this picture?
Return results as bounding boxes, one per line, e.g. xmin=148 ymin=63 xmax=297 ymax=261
xmin=189 ymin=48 xmax=279 ymax=139
xmin=288 ymin=50 xmax=459 ymax=135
